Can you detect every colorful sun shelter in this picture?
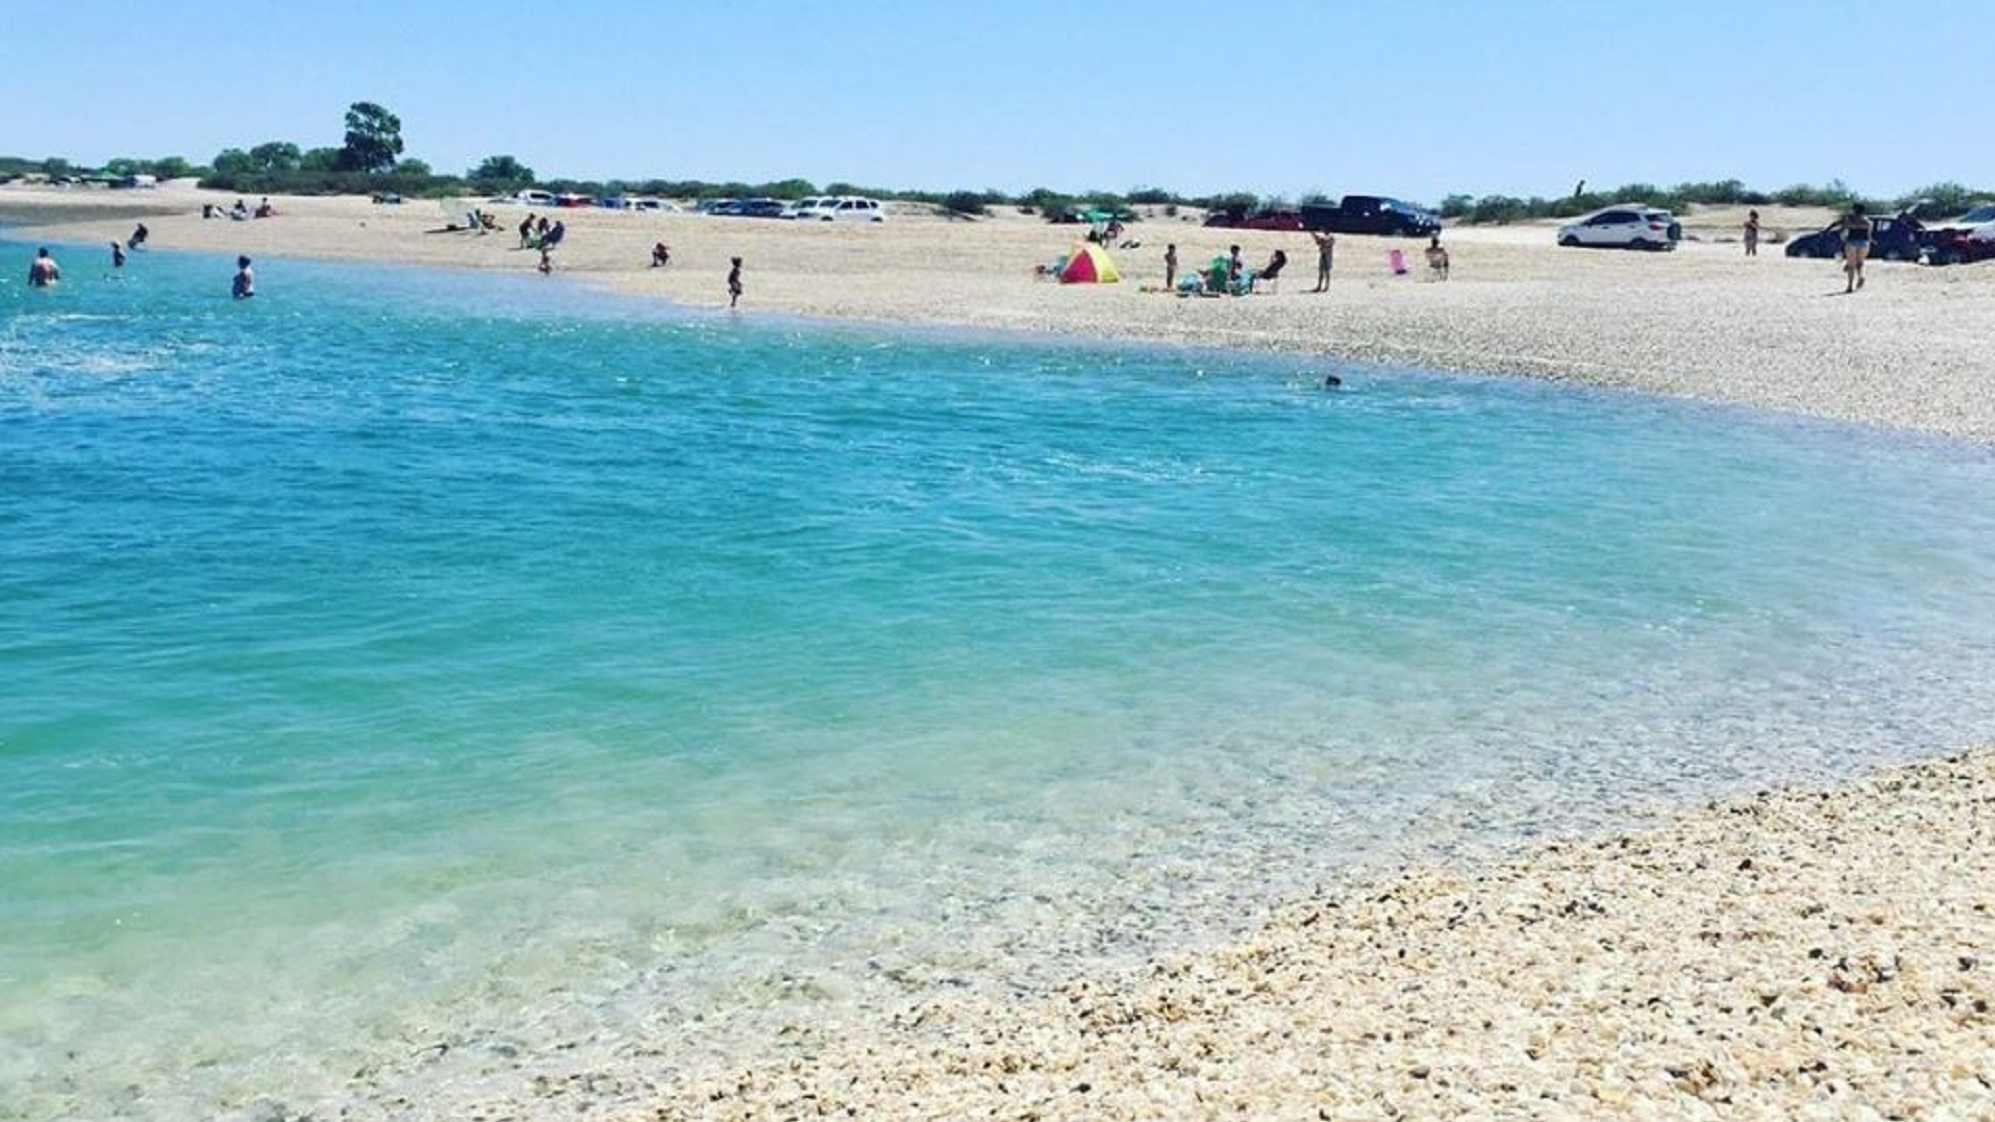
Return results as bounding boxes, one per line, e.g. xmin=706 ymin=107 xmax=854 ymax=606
xmin=1059 ymin=243 xmax=1120 ymax=284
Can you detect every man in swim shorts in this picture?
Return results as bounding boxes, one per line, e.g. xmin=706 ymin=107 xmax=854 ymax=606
xmin=1311 ymin=230 xmax=1336 ymax=292
xmin=1840 ymin=203 xmax=1872 ymax=293
xmin=232 ymin=256 xmax=255 ymax=299
xmin=27 ymin=247 xmax=60 ymax=287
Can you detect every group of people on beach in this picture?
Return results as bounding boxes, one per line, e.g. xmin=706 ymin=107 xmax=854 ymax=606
xmin=1157 ymin=229 xmax=1448 ymax=296
xmin=202 ymin=197 xmax=277 ymax=221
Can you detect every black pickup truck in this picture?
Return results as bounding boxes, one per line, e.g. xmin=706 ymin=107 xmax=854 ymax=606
xmin=1300 ymin=196 xmax=1442 ymax=237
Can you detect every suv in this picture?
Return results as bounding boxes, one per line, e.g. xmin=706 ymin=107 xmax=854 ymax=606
xmin=783 ymin=197 xmax=828 ymax=219
xmin=819 ymin=197 xmax=885 ymax=223
xmin=1557 ymin=207 xmax=1681 ymax=251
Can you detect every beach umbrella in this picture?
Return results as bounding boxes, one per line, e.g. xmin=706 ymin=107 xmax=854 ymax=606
xmin=1059 ymin=243 xmax=1121 ymax=284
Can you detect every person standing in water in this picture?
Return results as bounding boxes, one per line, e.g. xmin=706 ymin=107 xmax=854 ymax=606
xmin=1310 ymin=229 xmax=1336 ymax=292
xmin=1839 ymin=203 xmax=1872 ymax=293
xmin=111 ymin=241 xmax=127 ymax=269
xmin=1742 ymin=209 xmax=1761 ymax=257
xmin=727 ymin=257 xmax=743 ymax=308
xmin=27 ymin=247 xmax=60 ymax=287
xmin=128 ymin=222 xmax=149 ymax=250
xmin=232 ymin=255 xmax=255 ymax=299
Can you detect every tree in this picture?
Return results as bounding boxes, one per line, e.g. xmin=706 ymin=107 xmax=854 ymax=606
xmin=337 ymin=101 xmax=404 ymax=174
xmin=152 ymin=156 xmax=196 ymax=180
xmin=249 ymin=141 xmax=302 ymax=173
xmin=212 ymin=148 xmax=254 ymax=176
xmin=469 ymin=154 xmax=534 ymax=188
xmin=299 ymin=147 xmax=342 ymax=172
xmin=394 ymin=158 xmax=433 ymax=177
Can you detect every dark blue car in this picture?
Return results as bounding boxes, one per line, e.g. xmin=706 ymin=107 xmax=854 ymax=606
xmin=1785 ymin=214 xmax=1924 ymax=261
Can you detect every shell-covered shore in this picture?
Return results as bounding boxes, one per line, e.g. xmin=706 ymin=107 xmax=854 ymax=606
xmin=622 ymin=751 xmax=1994 ymax=1121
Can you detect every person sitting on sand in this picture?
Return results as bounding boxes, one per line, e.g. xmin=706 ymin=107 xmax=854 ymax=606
xmin=1163 ymin=243 xmax=1178 ymax=291
xmin=1310 ymin=230 xmax=1336 ymax=292
xmin=230 ymin=199 xmax=250 ymax=221
xmin=1424 ymin=235 xmax=1450 ymax=280
xmin=111 ymin=241 xmax=127 ymax=269
xmin=727 ymin=257 xmax=743 ymax=308
xmin=254 ymin=197 xmax=276 ymax=219
xmin=1226 ymin=245 xmax=1243 ymax=290
xmin=232 ymin=255 xmax=255 ymax=299
xmin=1743 ymin=209 xmax=1760 ymax=257
xmin=1840 ymin=203 xmax=1872 ymax=294
xmin=27 ymin=247 xmax=60 ymax=287
xmin=128 ymin=222 xmax=149 ymax=249
xmin=651 ymin=242 xmax=672 ymax=268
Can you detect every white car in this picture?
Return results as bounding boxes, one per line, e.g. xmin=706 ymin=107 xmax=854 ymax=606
xmin=782 ymin=197 xmax=828 ymax=219
xmin=790 ymin=196 xmax=886 ymax=223
xmin=606 ymin=196 xmax=682 ymax=214
xmin=1557 ymin=206 xmax=1680 ymax=251
xmin=513 ymin=189 xmax=557 ymax=207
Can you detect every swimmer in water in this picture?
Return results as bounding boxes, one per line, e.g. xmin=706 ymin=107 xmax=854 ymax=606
xmin=27 ymin=247 xmax=60 ymax=287
xmin=232 ymin=255 xmax=255 ymax=299
xmin=1323 ymin=374 xmax=1343 ymax=389
xmin=111 ymin=241 xmax=127 ymax=269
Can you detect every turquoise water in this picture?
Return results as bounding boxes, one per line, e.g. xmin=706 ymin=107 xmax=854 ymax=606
xmin=5 ymin=243 xmax=1995 ymax=1120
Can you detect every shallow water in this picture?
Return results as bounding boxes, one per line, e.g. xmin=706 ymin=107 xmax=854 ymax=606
xmin=4 ymin=244 xmax=1994 ymax=1120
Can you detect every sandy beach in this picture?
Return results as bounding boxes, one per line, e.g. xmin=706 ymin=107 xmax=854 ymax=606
xmin=9 ymin=183 xmax=1994 ymax=1122
xmin=7 ymin=182 xmax=1995 ymax=444
xmin=632 ymin=750 xmax=1995 ymax=1121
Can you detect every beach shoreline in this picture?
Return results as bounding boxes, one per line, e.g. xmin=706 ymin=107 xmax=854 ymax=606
xmin=8 ymin=183 xmax=1995 ymax=446
xmin=619 ymin=747 xmax=1995 ymax=1121
xmin=10 ymin=186 xmax=1995 ymax=1122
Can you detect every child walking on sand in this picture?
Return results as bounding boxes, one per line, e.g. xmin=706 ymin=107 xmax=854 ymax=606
xmin=727 ymin=257 xmax=743 ymax=308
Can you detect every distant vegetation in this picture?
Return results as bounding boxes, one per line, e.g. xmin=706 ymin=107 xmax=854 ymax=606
xmin=1436 ymin=179 xmax=1992 ymax=225
xmin=4 ymin=103 xmax=1989 ymax=222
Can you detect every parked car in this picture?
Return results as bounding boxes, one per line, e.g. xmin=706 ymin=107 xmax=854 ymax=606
xmin=554 ymin=193 xmax=594 ymax=208
xmin=812 ymin=196 xmax=885 ymax=223
xmin=710 ymin=198 xmax=786 ymax=218
xmin=1203 ymin=207 xmax=1304 ymax=231
xmin=1784 ymin=213 xmax=1922 ymax=261
xmin=696 ymin=198 xmax=736 ymax=214
xmin=783 ymin=197 xmax=828 ymax=219
xmin=514 ymin=189 xmax=557 ymax=207
xmin=601 ymin=196 xmax=681 ymax=213
xmin=1557 ymin=207 xmax=1681 ymax=251
xmin=1300 ymin=196 xmax=1442 ymax=237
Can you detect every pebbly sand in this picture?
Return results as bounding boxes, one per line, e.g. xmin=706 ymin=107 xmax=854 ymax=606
xmin=618 ymin=750 xmax=1995 ymax=1121
xmin=8 ymin=184 xmax=1994 ymax=1120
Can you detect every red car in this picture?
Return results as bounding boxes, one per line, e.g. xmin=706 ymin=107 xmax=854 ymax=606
xmin=1924 ymin=231 xmax=1995 ymax=266
xmin=1203 ymin=207 xmax=1304 ymax=231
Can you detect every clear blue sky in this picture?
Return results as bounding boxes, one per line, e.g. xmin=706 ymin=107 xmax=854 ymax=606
xmin=16 ymin=0 xmax=1989 ymax=202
